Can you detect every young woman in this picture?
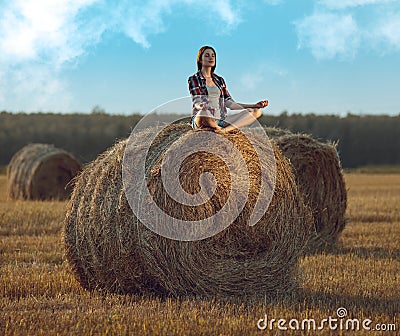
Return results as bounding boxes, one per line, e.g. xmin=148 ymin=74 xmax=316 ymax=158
xmin=188 ymin=45 xmax=268 ymax=133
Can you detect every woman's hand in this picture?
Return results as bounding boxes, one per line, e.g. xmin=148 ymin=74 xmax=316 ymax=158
xmin=194 ymin=102 xmax=205 ymax=110
xmin=254 ymin=100 xmax=268 ymax=108
xmin=194 ymin=102 xmax=209 ymax=111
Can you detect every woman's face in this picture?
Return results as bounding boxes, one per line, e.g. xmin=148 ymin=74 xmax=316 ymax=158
xmin=200 ymin=48 xmax=216 ymax=68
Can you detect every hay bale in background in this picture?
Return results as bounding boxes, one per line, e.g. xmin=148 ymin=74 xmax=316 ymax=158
xmin=264 ymin=126 xmax=293 ymax=138
xmin=7 ymin=143 xmax=82 ymax=200
xmin=64 ymin=124 xmax=312 ymax=297
xmin=273 ymin=133 xmax=347 ymax=251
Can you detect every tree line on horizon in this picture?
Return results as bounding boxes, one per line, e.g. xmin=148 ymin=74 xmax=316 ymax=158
xmin=1 ymin=111 xmax=399 ymax=168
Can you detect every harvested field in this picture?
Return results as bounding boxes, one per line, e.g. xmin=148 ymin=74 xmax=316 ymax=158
xmin=0 ymin=173 xmax=399 ymax=335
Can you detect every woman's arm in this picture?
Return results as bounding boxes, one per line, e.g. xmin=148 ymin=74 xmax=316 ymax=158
xmin=228 ymin=100 xmax=269 ymax=110
xmin=188 ymin=74 xmax=210 ymax=115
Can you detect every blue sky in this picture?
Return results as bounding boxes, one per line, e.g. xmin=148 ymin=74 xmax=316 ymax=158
xmin=0 ymin=0 xmax=399 ymax=115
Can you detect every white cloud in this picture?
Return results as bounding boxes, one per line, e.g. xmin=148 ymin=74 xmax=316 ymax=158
xmin=210 ymin=0 xmax=239 ymax=28
xmin=0 ymin=0 xmax=241 ymax=111
xmin=109 ymin=0 xmax=179 ymax=49
xmin=295 ymin=12 xmax=360 ymax=60
xmin=0 ymin=0 xmax=241 ymax=60
xmin=239 ymin=63 xmax=287 ymax=91
xmin=0 ymin=64 xmax=73 ymax=111
xmin=0 ymin=0 xmax=242 ymax=64
xmin=240 ymin=71 xmax=264 ymax=90
xmin=375 ymin=12 xmax=400 ymax=50
xmin=317 ymin=0 xmax=396 ymax=10
xmin=0 ymin=0 xmax=100 ymax=111
xmin=0 ymin=0 xmax=101 ymax=66
xmin=108 ymin=0 xmax=241 ymax=46
xmin=294 ymin=0 xmax=400 ymax=60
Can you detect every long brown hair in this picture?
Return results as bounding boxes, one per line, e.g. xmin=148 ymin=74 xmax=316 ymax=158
xmin=196 ymin=45 xmax=216 ymax=73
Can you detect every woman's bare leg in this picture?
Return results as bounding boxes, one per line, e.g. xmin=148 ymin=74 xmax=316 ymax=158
xmin=194 ymin=115 xmax=222 ymax=130
xmin=222 ymin=108 xmax=262 ymax=133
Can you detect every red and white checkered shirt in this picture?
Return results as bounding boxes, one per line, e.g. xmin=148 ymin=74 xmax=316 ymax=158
xmin=188 ymin=71 xmax=234 ymax=121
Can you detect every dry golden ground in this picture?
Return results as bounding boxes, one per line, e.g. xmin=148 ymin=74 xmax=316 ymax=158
xmin=0 ymin=173 xmax=399 ymax=335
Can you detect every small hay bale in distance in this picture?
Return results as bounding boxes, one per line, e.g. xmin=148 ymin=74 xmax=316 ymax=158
xmin=7 ymin=143 xmax=82 ymax=200
xmin=64 ymin=124 xmax=312 ymax=297
xmin=263 ymin=126 xmax=293 ymax=138
xmin=272 ymin=132 xmax=347 ymax=251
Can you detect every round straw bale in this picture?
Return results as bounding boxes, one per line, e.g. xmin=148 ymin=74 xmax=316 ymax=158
xmin=7 ymin=143 xmax=82 ymax=200
xmin=264 ymin=126 xmax=293 ymax=138
xmin=273 ymin=133 xmax=347 ymax=251
xmin=64 ymin=124 xmax=312 ymax=297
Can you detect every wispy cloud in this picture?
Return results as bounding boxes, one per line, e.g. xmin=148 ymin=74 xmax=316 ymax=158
xmin=239 ymin=63 xmax=288 ymax=91
xmin=0 ymin=0 xmax=242 ymax=111
xmin=240 ymin=71 xmax=265 ymax=91
xmin=0 ymin=0 xmax=242 ymax=61
xmin=108 ymin=1 xmax=171 ymax=49
xmin=374 ymin=11 xmax=400 ymax=51
xmin=295 ymin=12 xmax=360 ymax=60
xmin=209 ymin=0 xmax=240 ymax=28
xmin=0 ymin=64 xmax=73 ymax=111
xmin=0 ymin=0 xmax=102 ymax=66
xmin=0 ymin=0 xmax=102 ymax=110
xmin=317 ymin=0 xmax=396 ymax=10
xmin=294 ymin=0 xmax=400 ymax=60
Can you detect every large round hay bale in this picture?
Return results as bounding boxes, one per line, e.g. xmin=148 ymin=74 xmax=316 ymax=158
xmin=273 ymin=133 xmax=347 ymax=251
xmin=7 ymin=143 xmax=82 ymax=200
xmin=64 ymin=124 xmax=312 ymax=297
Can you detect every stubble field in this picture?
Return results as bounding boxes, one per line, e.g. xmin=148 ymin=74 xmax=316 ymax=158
xmin=0 ymin=173 xmax=399 ymax=335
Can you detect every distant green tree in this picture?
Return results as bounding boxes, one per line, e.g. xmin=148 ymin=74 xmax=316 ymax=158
xmin=1 ymin=111 xmax=400 ymax=168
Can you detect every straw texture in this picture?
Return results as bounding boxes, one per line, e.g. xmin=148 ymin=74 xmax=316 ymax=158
xmin=7 ymin=143 xmax=82 ymax=200
xmin=64 ymin=124 xmax=312 ymax=297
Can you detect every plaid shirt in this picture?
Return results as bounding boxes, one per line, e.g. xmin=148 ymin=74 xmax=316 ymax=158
xmin=188 ymin=71 xmax=234 ymax=121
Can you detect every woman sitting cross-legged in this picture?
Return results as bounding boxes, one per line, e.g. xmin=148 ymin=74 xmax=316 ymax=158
xmin=188 ymin=45 xmax=268 ymax=133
